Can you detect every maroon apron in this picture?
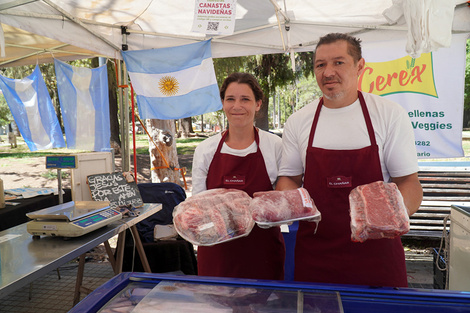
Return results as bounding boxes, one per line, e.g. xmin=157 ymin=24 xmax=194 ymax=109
xmin=294 ymin=92 xmax=408 ymax=287
xmin=197 ymin=128 xmax=285 ymax=280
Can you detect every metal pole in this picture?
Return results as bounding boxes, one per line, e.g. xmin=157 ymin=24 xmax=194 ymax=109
xmin=57 ymin=169 xmax=63 ymax=204
xmin=120 ymin=27 xmax=130 ymax=172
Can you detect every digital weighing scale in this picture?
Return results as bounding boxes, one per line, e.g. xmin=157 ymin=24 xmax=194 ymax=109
xmin=26 ymin=201 xmax=122 ymax=238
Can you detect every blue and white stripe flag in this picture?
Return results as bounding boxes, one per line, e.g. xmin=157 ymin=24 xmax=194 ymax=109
xmin=122 ymin=40 xmax=222 ymax=120
xmin=55 ymin=59 xmax=110 ymax=151
xmin=0 ymin=65 xmax=65 ymax=151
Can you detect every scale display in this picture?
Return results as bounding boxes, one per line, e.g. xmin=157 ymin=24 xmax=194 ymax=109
xmin=26 ymin=201 xmax=122 ymax=238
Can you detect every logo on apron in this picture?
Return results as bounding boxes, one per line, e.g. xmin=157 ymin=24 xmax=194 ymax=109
xmin=224 ymin=175 xmax=245 ymax=185
xmin=327 ymin=176 xmax=352 ymax=188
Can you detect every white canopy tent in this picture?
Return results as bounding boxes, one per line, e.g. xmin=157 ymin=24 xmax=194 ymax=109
xmin=0 ymin=0 xmax=469 ymax=171
xmin=0 ymin=0 xmax=469 ymax=66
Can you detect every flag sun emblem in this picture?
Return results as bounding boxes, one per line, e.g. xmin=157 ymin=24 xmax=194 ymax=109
xmin=158 ymin=76 xmax=179 ymax=96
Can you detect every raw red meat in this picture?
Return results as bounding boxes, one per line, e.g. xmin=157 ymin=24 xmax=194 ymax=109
xmin=250 ymin=188 xmax=321 ymax=226
xmin=173 ymin=188 xmax=254 ymax=246
xmin=349 ymin=181 xmax=410 ymax=243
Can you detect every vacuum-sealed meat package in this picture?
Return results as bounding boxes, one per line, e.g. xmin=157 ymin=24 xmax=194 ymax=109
xmin=349 ymin=181 xmax=410 ymax=243
xmin=173 ymin=188 xmax=254 ymax=246
xmin=250 ymin=188 xmax=321 ymax=228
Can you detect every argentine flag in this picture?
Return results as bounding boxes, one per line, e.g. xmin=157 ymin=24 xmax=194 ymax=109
xmin=122 ymin=40 xmax=222 ymax=120
xmin=55 ymin=59 xmax=111 ymax=151
xmin=0 ymin=65 xmax=65 ymax=151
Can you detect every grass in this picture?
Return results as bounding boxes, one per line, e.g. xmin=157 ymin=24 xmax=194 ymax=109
xmin=176 ymin=137 xmax=206 ymax=155
xmin=128 ymin=135 xmax=206 ymax=155
xmin=40 ymin=169 xmax=70 ymax=180
xmin=2 ymin=132 xmax=469 ymax=162
xmin=0 ymin=134 xmax=207 ymax=157
xmin=0 ymin=134 xmax=207 ymax=183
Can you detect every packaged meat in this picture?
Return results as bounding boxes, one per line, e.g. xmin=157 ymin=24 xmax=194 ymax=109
xmin=250 ymin=188 xmax=321 ymax=228
xmin=349 ymin=181 xmax=410 ymax=243
xmin=173 ymin=188 xmax=254 ymax=246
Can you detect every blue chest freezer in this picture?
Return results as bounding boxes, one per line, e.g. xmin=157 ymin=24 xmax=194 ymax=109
xmin=70 ymin=272 xmax=470 ymax=313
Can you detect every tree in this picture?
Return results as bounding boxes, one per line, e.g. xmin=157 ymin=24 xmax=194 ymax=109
xmin=178 ymin=117 xmax=194 ymax=138
xmin=463 ymin=40 xmax=470 ymax=128
xmin=0 ymin=96 xmax=12 ymax=127
xmin=107 ymin=61 xmax=121 ymax=152
xmin=0 ymin=64 xmax=57 ymax=135
xmin=147 ymin=118 xmax=184 ymax=186
xmin=212 ymin=53 xmax=315 ymax=131
xmin=249 ymin=53 xmax=315 ymax=130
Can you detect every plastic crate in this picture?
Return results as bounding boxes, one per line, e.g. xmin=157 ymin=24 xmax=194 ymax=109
xmin=433 ymin=248 xmax=447 ymax=289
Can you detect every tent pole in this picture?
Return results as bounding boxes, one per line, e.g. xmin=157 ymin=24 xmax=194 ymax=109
xmin=121 ymin=28 xmax=130 ymax=173
xmin=0 ymin=0 xmax=38 ymax=11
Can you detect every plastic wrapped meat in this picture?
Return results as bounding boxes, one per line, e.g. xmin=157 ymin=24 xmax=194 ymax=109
xmin=173 ymin=188 xmax=254 ymax=246
xmin=349 ymin=181 xmax=410 ymax=243
xmin=250 ymin=188 xmax=321 ymax=228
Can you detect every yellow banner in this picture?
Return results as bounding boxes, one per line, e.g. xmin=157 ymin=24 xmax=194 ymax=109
xmin=358 ymin=53 xmax=437 ymax=97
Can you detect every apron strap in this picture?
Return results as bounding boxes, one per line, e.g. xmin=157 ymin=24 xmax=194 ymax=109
xmin=358 ymin=91 xmax=377 ymax=146
xmin=215 ymin=127 xmax=260 ymax=154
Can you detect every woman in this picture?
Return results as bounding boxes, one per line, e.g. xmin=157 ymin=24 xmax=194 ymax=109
xmin=191 ymin=72 xmax=285 ymax=280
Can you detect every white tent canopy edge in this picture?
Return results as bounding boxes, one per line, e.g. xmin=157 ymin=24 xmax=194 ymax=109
xmin=0 ymin=0 xmax=469 ymax=67
xmin=0 ymin=0 xmax=469 ymax=172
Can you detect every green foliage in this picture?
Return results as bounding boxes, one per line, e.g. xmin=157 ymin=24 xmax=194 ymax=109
xmin=212 ymin=52 xmax=318 ymax=129
xmin=463 ymin=40 xmax=470 ymax=128
xmin=0 ymin=58 xmax=97 ymax=130
xmin=0 ymin=96 xmax=11 ymax=125
xmin=213 ymin=57 xmax=251 ymax=85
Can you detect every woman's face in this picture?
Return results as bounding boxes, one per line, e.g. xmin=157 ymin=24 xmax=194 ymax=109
xmin=223 ymin=82 xmax=261 ymax=128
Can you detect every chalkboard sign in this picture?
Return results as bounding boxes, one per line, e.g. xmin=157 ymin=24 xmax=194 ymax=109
xmin=87 ymin=172 xmax=143 ymax=209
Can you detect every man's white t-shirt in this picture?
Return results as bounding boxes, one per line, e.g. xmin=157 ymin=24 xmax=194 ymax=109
xmin=192 ymin=129 xmax=282 ymax=195
xmin=279 ymin=92 xmax=419 ymax=183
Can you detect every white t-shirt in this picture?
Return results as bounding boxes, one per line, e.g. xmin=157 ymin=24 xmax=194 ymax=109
xmin=279 ymin=92 xmax=419 ymax=182
xmin=192 ymin=129 xmax=283 ymax=195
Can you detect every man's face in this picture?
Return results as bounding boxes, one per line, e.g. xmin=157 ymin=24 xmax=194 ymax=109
xmin=314 ymin=40 xmax=364 ymax=108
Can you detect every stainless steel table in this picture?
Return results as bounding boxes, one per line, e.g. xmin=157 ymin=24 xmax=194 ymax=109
xmin=0 ymin=203 xmax=162 ymax=301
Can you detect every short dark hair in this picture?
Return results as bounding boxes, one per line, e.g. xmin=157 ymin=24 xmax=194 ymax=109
xmin=315 ymin=33 xmax=362 ymax=62
xmin=220 ymin=72 xmax=264 ymax=101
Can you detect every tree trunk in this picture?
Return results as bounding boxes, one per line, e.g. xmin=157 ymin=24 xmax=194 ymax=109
xmin=107 ymin=61 xmax=121 ymax=153
xmin=254 ymin=95 xmax=270 ymax=131
xmin=147 ymin=119 xmax=182 ymax=186
xmin=179 ymin=117 xmax=193 ymax=138
xmin=52 ymin=89 xmax=63 ymax=133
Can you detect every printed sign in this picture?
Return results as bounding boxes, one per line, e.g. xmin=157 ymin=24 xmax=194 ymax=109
xmin=191 ymin=0 xmax=237 ymax=35
xmin=361 ymin=34 xmax=467 ymax=159
xmin=359 ymin=53 xmax=437 ymax=98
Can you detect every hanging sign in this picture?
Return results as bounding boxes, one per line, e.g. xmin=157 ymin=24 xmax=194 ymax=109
xmin=361 ymin=34 xmax=467 ymax=159
xmin=191 ymin=0 xmax=237 ymax=35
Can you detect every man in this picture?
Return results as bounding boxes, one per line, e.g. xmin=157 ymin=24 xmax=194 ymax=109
xmin=277 ymin=33 xmax=423 ymax=287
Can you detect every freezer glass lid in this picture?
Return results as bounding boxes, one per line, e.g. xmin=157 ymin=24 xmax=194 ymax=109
xmin=98 ymin=280 xmax=343 ymax=313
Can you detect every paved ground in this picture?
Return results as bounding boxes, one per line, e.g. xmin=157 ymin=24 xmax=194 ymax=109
xmin=0 ymin=245 xmax=437 ymax=313
xmin=0 ymin=148 xmax=443 ymax=311
xmin=0 ymin=261 xmax=115 ymax=313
